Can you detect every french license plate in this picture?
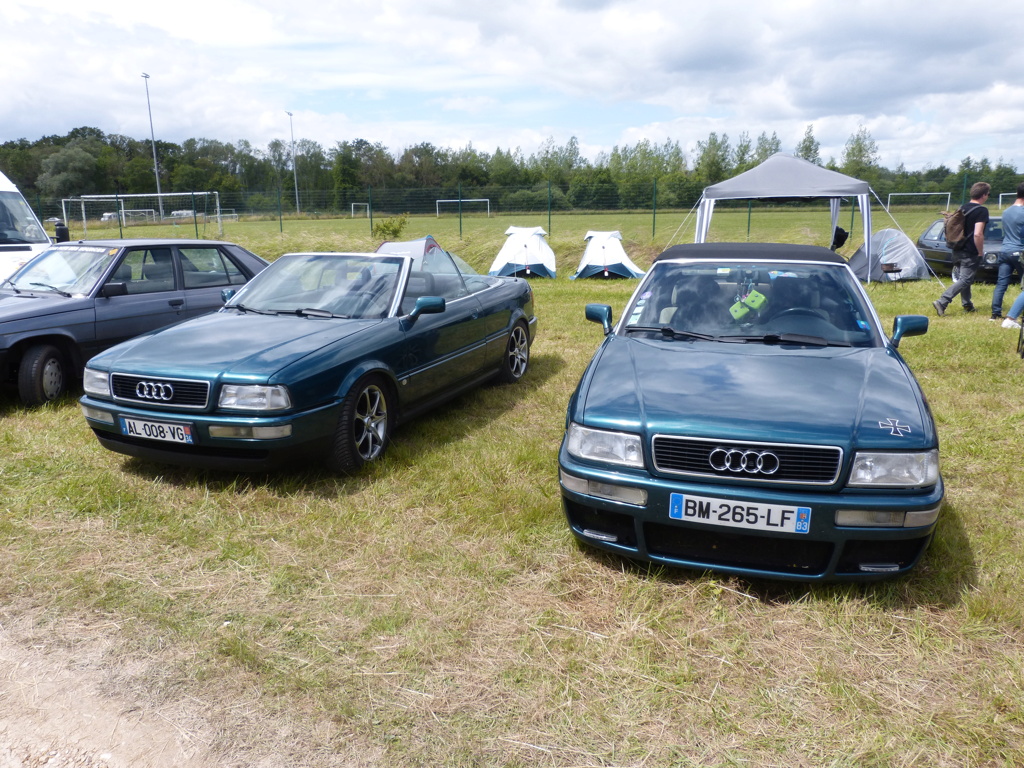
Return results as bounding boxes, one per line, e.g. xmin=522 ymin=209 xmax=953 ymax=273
xmin=669 ymin=493 xmax=811 ymax=534
xmin=119 ymin=416 xmax=194 ymax=444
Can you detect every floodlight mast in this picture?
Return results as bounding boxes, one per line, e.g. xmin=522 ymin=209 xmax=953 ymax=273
xmin=141 ymin=73 xmax=164 ymax=220
xmin=286 ymin=111 xmax=300 ymax=214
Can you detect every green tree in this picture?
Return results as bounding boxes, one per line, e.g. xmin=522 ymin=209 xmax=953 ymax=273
xmin=609 ymin=139 xmax=684 ymax=208
xmin=733 ymin=132 xmax=754 ymax=173
xmin=567 ymin=166 xmax=618 ymax=210
xmin=795 ymin=125 xmax=820 ymax=165
xmin=36 ymin=140 xmax=103 ymax=195
xmin=752 ymin=131 xmax=781 ymax=164
xmin=693 ymin=132 xmax=732 ymax=184
xmin=396 ymin=142 xmax=444 ymax=188
xmin=487 ymin=147 xmax=526 ymax=187
xmin=840 ymin=125 xmax=879 ymax=180
xmin=528 ymin=137 xmax=587 ymax=191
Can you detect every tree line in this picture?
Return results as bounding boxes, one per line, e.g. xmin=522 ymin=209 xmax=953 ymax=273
xmin=2 ymin=124 xmax=1021 ymax=215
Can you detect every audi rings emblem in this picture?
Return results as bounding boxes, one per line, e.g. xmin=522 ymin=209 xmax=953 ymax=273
xmin=136 ymin=381 xmax=174 ymax=401
xmin=708 ymin=447 xmax=781 ymax=475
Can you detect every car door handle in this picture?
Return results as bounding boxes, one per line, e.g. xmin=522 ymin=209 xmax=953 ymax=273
xmin=168 ymin=298 xmax=185 ymax=308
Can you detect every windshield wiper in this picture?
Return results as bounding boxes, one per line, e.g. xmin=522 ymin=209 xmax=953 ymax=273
xmin=272 ymin=307 xmax=349 ymax=319
xmin=231 ymin=303 xmax=277 ymax=316
xmin=29 ymin=282 xmax=71 ymax=297
xmin=625 ymin=325 xmax=718 ymax=341
xmin=0 ymin=277 xmax=20 ymax=294
xmin=721 ymin=332 xmax=845 ymax=347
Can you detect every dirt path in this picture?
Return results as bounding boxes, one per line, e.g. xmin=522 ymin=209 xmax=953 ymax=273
xmin=0 ymin=619 xmax=206 ymax=768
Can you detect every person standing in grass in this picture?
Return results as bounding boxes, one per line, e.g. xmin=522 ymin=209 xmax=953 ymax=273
xmin=933 ymin=181 xmax=991 ymax=316
xmin=992 ymin=182 xmax=1024 ymax=321
xmin=1001 ymin=294 xmax=1024 ymax=329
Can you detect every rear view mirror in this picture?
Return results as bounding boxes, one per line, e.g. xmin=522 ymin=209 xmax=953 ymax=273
xmin=891 ymin=314 xmax=928 ymax=348
xmin=586 ymin=303 xmax=614 ymax=334
xmin=100 ymin=282 xmax=128 ymax=298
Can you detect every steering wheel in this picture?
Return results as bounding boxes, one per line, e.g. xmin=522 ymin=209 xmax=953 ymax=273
xmin=772 ymin=307 xmax=828 ymax=320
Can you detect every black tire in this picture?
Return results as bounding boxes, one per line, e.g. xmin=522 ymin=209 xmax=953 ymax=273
xmin=495 ymin=322 xmax=530 ymax=384
xmin=18 ymin=344 xmax=68 ymax=405
xmin=326 ymin=375 xmax=392 ymax=473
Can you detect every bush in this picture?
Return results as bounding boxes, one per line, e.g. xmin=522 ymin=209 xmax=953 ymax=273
xmin=371 ymin=213 xmax=409 ymax=240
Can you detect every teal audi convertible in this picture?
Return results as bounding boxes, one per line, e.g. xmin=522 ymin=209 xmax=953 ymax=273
xmin=81 ymin=244 xmax=536 ymax=472
xmin=559 ymin=243 xmax=942 ymax=581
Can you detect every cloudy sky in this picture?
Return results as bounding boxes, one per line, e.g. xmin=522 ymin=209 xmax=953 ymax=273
xmin=5 ymin=0 xmax=1024 ymax=172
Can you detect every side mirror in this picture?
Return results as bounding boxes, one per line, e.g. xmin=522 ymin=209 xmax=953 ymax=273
xmin=408 ymin=295 xmax=445 ymax=320
xmin=891 ymin=314 xmax=928 ymax=348
xmin=585 ymin=303 xmax=614 ymax=334
xmin=100 ymin=282 xmax=128 ymax=298
xmin=221 ymin=288 xmax=237 ymax=303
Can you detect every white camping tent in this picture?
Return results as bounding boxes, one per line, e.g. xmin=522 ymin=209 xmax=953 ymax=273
xmin=571 ymin=231 xmax=645 ymax=279
xmin=488 ymin=226 xmax=557 ymax=278
xmin=848 ymin=228 xmax=931 ymax=282
xmin=695 ymin=153 xmax=874 ymax=270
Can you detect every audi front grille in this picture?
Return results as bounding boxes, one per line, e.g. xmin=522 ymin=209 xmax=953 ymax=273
xmin=111 ymin=373 xmax=211 ymax=410
xmin=652 ymin=435 xmax=842 ymax=485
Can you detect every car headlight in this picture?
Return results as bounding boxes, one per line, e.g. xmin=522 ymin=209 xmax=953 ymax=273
xmin=218 ymin=384 xmax=292 ymax=411
xmin=848 ymin=450 xmax=939 ymax=488
xmin=565 ymin=423 xmax=644 ymax=468
xmin=984 ymin=251 xmax=999 ymax=266
xmin=82 ymin=367 xmax=111 ymax=397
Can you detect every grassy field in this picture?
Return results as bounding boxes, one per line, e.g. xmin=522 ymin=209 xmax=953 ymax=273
xmin=2 ymin=208 xmax=1024 ymax=766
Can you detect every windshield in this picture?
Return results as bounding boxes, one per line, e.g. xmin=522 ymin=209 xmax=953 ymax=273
xmin=5 ymin=244 xmax=119 ymax=295
xmin=227 ymin=253 xmax=404 ymax=319
xmin=0 ymin=191 xmax=50 ymax=245
xmin=622 ymin=261 xmax=879 ymax=347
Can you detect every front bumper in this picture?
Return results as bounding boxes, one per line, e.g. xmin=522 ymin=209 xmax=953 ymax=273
xmin=80 ymin=395 xmax=341 ymax=472
xmin=558 ymin=446 xmax=944 ymax=582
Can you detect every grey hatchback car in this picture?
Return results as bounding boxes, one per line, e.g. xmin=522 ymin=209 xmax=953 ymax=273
xmin=0 ymin=239 xmax=268 ymax=405
xmin=916 ymin=216 xmax=1012 ymax=281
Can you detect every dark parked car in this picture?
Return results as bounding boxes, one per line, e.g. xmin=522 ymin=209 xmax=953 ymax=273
xmin=559 ymin=243 xmax=943 ymax=582
xmin=80 ymin=247 xmax=536 ymax=473
xmin=916 ymin=216 xmax=1018 ymax=281
xmin=0 ymin=239 xmax=268 ymax=405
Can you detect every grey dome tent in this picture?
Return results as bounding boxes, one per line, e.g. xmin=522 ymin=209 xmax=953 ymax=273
xmin=695 ymin=153 xmax=875 ymax=276
xmin=848 ymin=228 xmax=931 ymax=282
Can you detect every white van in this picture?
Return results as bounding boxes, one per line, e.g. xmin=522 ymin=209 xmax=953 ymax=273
xmin=0 ymin=170 xmax=53 ymax=281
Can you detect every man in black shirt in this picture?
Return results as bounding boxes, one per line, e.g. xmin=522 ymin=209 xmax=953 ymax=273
xmin=933 ymin=182 xmax=991 ymax=316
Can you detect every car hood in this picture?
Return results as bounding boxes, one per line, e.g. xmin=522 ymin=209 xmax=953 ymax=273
xmin=91 ymin=311 xmax=380 ymax=378
xmin=575 ymin=335 xmax=936 ymax=449
xmin=0 ymin=290 xmax=91 ymax=321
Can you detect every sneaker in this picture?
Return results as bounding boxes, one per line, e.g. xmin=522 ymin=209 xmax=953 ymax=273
xmin=963 ymin=304 xmax=977 ymax=313
xmin=932 ymin=300 xmax=945 ymax=316
xmin=991 ymin=314 xmax=1003 ymax=322
xmin=1002 ymin=318 xmax=1022 ymax=329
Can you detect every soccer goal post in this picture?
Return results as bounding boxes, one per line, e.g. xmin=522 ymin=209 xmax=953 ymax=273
xmin=351 ymin=203 xmax=370 ymax=218
xmin=885 ymin=192 xmax=951 ymax=212
xmin=436 ymin=198 xmax=491 ymax=217
xmin=998 ymin=192 xmax=1020 ymax=209
xmin=64 ymin=191 xmax=224 ymax=236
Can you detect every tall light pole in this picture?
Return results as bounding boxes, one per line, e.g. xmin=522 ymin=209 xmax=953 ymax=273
xmin=286 ymin=111 xmax=300 ymax=214
xmin=141 ymin=73 xmax=164 ymax=219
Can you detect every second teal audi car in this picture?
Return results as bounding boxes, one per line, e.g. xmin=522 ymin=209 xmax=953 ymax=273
xmin=559 ymin=243 xmax=942 ymax=582
xmin=81 ymin=244 xmax=535 ymax=473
